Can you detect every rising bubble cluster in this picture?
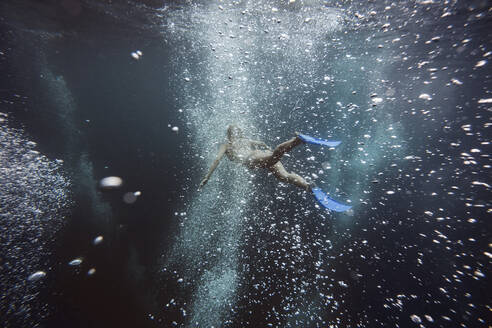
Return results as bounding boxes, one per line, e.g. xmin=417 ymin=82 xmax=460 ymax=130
xmin=149 ymin=1 xmax=491 ymax=327
xmin=0 ymin=113 xmax=71 ymax=326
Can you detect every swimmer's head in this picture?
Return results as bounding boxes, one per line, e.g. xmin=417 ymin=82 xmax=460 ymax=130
xmin=227 ymin=124 xmax=243 ymax=141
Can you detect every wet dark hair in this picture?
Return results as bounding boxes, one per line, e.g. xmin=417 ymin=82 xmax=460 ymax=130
xmin=227 ymin=124 xmax=243 ymax=141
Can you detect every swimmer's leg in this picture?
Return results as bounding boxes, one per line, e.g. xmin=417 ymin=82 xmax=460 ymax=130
xmin=267 ymin=135 xmax=304 ymax=166
xmin=269 ymin=162 xmax=311 ymax=191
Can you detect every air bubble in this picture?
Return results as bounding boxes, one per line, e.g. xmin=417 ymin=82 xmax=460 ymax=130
xmin=99 ymin=176 xmax=123 ymax=189
xmin=27 ymin=271 xmax=46 ymax=282
xmin=410 ymin=314 xmax=422 ymax=323
xmin=93 ymin=235 xmax=104 ymax=245
xmin=68 ymin=258 xmax=83 ymax=266
xmin=474 ymin=60 xmax=487 ymax=68
xmin=123 ymin=192 xmax=137 ymax=204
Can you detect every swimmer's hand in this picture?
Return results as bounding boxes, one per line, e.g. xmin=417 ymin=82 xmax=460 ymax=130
xmin=198 ymin=178 xmax=208 ymax=191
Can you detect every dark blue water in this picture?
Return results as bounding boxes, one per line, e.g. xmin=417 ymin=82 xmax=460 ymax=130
xmin=0 ymin=1 xmax=490 ymax=327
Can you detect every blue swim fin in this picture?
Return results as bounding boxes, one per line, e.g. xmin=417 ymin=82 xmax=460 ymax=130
xmin=298 ymin=134 xmax=341 ymax=147
xmin=312 ymin=187 xmax=352 ymax=212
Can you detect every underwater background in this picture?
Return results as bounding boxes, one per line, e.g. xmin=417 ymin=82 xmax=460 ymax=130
xmin=0 ymin=0 xmax=490 ymax=327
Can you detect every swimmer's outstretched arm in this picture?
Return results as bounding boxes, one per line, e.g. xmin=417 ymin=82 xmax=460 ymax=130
xmin=199 ymin=143 xmax=227 ymax=190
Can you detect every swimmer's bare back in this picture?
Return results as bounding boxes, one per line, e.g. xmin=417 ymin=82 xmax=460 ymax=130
xmin=199 ymin=125 xmax=311 ymax=191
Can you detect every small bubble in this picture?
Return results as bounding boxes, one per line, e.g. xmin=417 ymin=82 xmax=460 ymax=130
xmin=28 ymin=271 xmax=46 ymax=282
xmin=338 ymin=281 xmax=348 ymax=287
xmin=471 ymin=181 xmax=490 ymax=188
xmin=410 ymin=314 xmax=421 ymax=323
xmin=474 ymin=59 xmax=487 ymax=68
xmin=321 ymin=162 xmax=331 ymax=170
xmin=93 ymin=235 xmax=104 ymax=245
xmin=99 ymin=176 xmax=123 ymax=190
xmin=123 ymin=192 xmax=137 ymax=204
xmin=474 ymin=270 xmax=485 ymax=278
xmin=424 ymin=315 xmax=434 ymax=322
xmin=451 ymin=78 xmax=463 ymax=85
xmin=68 ymin=258 xmax=83 ymax=266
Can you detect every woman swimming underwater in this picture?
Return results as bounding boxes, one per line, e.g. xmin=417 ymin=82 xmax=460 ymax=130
xmin=199 ymin=125 xmax=311 ymax=191
xmin=199 ymin=125 xmax=352 ymax=212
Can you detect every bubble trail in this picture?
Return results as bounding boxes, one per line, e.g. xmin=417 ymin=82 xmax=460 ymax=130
xmin=162 ymin=6 xmax=257 ymax=326
xmin=159 ymin=1 xmax=402 ymax=326
xmin=0 ymin=114 xmax=70 ymax=325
